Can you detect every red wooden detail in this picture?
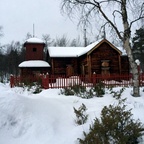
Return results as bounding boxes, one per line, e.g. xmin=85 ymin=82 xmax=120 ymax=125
xmin=10 ymin=74 xmax=144 ymax=89
xmin=41 ymin=74 xmax=49 ymax=89
xmin=10 ymin=75 xmax=14 ymax=88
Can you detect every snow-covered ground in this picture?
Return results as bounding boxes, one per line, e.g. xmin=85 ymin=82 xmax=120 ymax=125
xmin=0 ymin=83 xmax=144 ymax=144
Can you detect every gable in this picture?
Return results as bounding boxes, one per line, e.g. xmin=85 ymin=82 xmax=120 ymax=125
xmin=87 ymin=39 xmax=122 ymax=56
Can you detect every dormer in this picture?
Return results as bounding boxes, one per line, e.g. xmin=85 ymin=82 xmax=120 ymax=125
xmin=24 ymin=37 xmax=45 ymax=61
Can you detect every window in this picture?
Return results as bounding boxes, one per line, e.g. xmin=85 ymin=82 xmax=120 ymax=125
xmin=33 ymin=48 xmax=37 ymax=52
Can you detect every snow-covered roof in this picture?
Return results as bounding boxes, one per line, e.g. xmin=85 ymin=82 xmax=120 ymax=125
xmin=19 ymin=60 xmax=50 ymax=67
xmin=48 ymin=47 xmax=85 ymax=57
xmin=25 ymin=37 xmax=45 ymax=44
xmin=48 ymin=39 xmax=102 ymax=57
xmin=48 ymin=39 xmax=126 ymax=57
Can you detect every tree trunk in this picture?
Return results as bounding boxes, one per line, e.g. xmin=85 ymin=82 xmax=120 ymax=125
xmin=61 ymin=0 xmax=141 ymax=96
xmin=124 ymin=39 xmax=140 ymax=96
xmin=121 ymin=0 xmax=140 ymax=96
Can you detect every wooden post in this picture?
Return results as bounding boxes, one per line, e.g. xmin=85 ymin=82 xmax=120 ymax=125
xmin=10 ymin=74 xmax=14 ymax=88
xmin=41 ymin=73 xmax=49 ymax=89
xmin=41 ymin=74 xmax=45 ymax=88
xmin=135 ymin=59 xmax=141 ymax=88
xmin=46 ymin=73 xmax=49 ymax=89
xmin=93 ymin=72 xmax=96 ymax=86
xmin=87 ymin=55 xmax=92 ymax=81
xmin=118 ymin=55 xmax=121 ymax=75
xmin=51 ymin=59 xmax=54 ymax=74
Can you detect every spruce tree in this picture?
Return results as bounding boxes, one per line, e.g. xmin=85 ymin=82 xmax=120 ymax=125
xmin=132 ymin=27 xmax=144 ymax=71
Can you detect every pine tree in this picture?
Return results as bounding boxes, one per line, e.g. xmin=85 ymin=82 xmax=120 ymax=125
xmin=132 ymin=27 xmax=144 ymax=71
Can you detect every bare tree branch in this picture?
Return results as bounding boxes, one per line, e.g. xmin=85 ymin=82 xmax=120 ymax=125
xmin=129 ymin=2 xmax=144 ymax=29
xmin=61 ymin=0 xmax=144 ymax=96
xmin=97 ymin=2 xmax=123 ymax=40
xmin=98 ymin=0 xmax=121 ymax=4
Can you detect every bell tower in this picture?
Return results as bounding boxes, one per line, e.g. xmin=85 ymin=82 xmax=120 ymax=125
xmin=24 ymin=37 xmax=45 ymax=61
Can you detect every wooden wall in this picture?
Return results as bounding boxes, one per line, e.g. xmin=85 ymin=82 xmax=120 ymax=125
xmin=89 ymin=42 xmax=121 ymax=75
xmin=20 ymin=67 xmax=50 ymax=77
xmin=121 ymin=56 xmax=129 ymax=74
xmin=24 ymin=43 xmax=45 ymax=60
xmin=49 ymin=42 xmax=129 ymax=76
xmin=78 ymin=54 xmax=88 ymax=74
xmin=51 ymin=57 xmax=78 ymax=76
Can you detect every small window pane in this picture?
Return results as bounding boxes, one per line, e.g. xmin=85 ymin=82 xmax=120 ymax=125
xmin=33 ymin=48 xmax=37 ymax=52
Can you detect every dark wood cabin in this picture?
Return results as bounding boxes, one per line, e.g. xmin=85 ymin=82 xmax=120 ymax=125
xmin=48 ymin=39 xmax=129 ymax=78
xmin=19 ymin=37 xmax=50 ymax=78
xmin=19 ymin=38 xmax=129 ymax=81
xmin=78 ymin=39 xmax=129 ymax=76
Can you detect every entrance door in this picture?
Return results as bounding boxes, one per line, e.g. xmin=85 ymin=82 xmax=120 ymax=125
xmin=66 ymin=65 xmax=74 ymax=77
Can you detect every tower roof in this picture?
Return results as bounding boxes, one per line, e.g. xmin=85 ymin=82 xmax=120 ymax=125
xmin=24 ymin=37 xmax=45 ymax=44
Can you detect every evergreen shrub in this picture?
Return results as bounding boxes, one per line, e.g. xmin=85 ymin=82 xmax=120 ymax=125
xmin=60 ymin=82 xmax=105 ymax=98
xmin=78 ymin=98 xmax=144 ymax=144
xmin=32 ymin=83 xmax=42 ymax=94
xmin=110 ymin=87 xmax=125 ymax=99
xmin=74 ymin=103 xmax=88 ymax=125
xmin=93 ymin=82 xmax=105 ymax=97
xmin=24 ymin=82 xmax=42 ymax=94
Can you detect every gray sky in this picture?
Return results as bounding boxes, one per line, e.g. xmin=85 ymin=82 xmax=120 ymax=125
xmin=0 ymin=0 xmax=141 ymax=46
xmin=0 ymin=0 xmax=86 ymax=45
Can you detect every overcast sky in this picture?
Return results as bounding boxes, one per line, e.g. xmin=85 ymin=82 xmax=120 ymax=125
xmin=0 ymin=0 xmax=88 ymax=45
xmin=0 ymin=0 xmax=141 ymax=46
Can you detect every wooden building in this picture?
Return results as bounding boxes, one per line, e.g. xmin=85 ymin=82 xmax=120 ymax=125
xmin=19 ymin=38 xmax=129 ymax=79
xmin=48 ymin=39 xmax=129 ymax=77
xmin=19 ymin=37 xmax=50 ymax=77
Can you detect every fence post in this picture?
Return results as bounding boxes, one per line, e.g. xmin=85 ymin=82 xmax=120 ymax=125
xmin=45 ymin=73 xmax=49 ymax=89
xmin=10 ymin=74 xmax=14 ymax=88
xmin=93 ymin=72 xmax=96 ymax=86
xmin=42 ymin=74 xmax=45 ymax=89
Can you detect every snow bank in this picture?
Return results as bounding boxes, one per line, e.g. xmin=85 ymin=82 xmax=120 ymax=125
xmin=0 ymin=83 xmax=144 ymax=144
